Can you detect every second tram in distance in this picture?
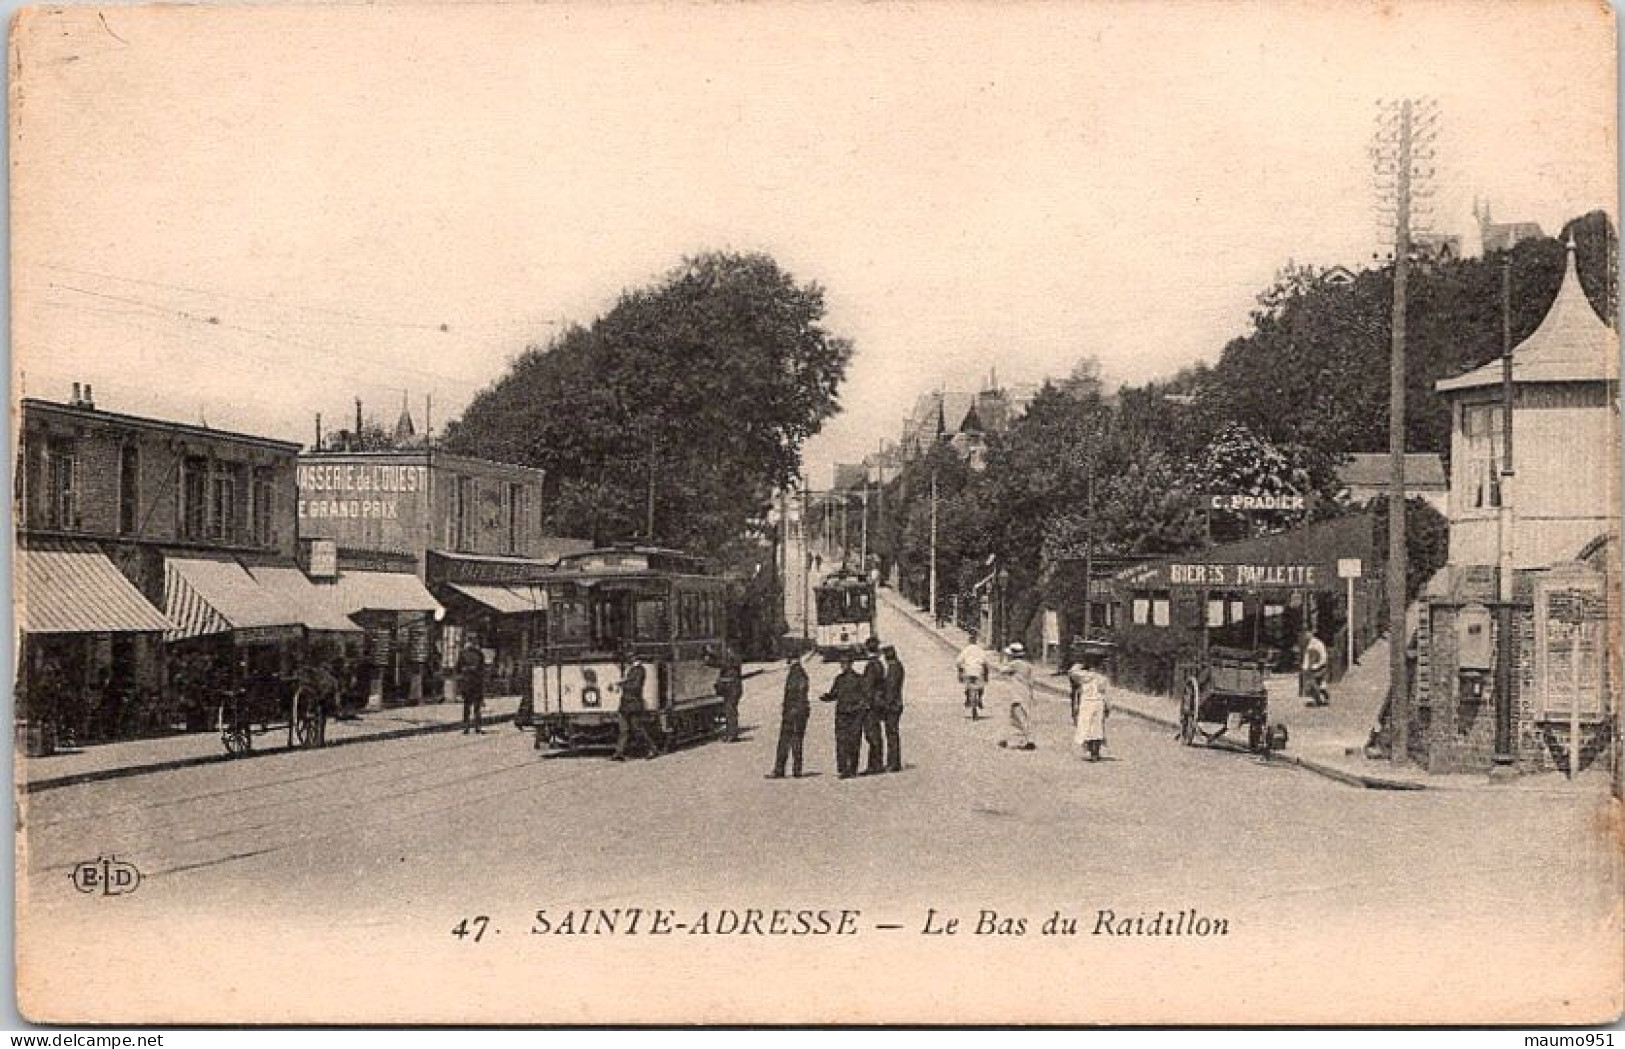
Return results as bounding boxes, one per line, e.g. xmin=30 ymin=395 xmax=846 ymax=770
xmin=813 ymin=568 xmax=876 ymax=658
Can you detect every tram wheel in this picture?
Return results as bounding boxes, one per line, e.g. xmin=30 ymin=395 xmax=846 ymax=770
xmin=1178 ymin=680 xmax=1199 ymax=746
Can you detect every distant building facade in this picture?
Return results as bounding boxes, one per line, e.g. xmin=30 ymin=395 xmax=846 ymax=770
xmin=1336 ymin=452 xmax=1448 ymax=517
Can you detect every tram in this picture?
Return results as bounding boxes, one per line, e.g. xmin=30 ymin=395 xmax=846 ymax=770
xmin=529 ymin=546 xmax=730 ymax=752
xmin=813 ymin=569 xmax=876 ymax=658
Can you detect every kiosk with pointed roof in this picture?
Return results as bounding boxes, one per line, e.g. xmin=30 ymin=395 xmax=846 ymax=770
xmin=1411 ymin=238 xmax=1619 ymax=777
xmin=1436 ymin=237 xmax=1619 ymax=570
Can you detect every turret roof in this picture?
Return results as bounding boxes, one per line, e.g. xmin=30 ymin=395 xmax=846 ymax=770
xmin=1436 ymin=242 xmax=1619 ymax=393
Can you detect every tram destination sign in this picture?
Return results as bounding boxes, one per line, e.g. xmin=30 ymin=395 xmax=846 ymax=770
xmin=1206 ymin=491 xmax=1310 ymax=513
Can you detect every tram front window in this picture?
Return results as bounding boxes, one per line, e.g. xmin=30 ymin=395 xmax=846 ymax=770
xmin=590 ymin=592 xmax=631 ymax=652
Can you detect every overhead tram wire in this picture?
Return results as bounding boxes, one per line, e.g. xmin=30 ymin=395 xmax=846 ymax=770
xmin=35 ymin=297 xmax=425 ymax=402
xmin=44 ymin=281 xmax=487 ymax=392
xmin=41 ymin=261 xmax=453 ymax=333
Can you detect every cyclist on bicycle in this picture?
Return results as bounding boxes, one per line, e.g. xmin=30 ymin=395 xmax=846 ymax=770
xmin=956 ymin=640 xmax=990 ymax=720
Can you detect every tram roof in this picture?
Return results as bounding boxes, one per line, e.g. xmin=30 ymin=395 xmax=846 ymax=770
xmin=552 ymin=545 xmax=715 ymax=577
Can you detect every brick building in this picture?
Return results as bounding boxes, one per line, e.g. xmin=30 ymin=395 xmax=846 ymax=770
xmin=16 ymin=387 xmax=339 ymax=746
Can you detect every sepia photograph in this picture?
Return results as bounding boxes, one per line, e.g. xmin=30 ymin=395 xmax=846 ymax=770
xmin=7 ymin=0 xmax=1623 ymax=1027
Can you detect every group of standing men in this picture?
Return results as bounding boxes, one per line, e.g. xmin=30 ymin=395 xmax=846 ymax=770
xmin=812 ymin=636 xmax=905 ymax=780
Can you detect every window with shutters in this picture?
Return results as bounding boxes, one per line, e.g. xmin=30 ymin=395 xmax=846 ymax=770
xmin=118 ymin=443 xmax=140 ymax=535
xmin=43 ymin=441 xmax=78 ymax=530
xmin=183 ymin=457 xmax=209 ymax=539
xmin=1460 ymin=404 xmax=1504 ymax=511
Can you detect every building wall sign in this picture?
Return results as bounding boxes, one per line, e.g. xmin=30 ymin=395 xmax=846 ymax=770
xmin=1207 ymin=492 xmax=1308 ymax=513
xmin=1121 ymin=561 xmax=1330 ymax=591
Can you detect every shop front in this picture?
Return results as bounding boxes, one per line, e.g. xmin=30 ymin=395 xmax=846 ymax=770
xmin=427 ymin=550 xmax=554 ymax=698
xmin=161 ymin=552 xmax=314 ymax=730
xmin=15 ymin=538 xmax=174 ymax=752
xmin=1110 ymin=515 xmax=1379 ymax=695
xmin=323 ymin=568 xmax=444 ymax=708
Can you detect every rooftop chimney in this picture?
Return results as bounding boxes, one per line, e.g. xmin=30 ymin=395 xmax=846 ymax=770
xmin=82 ymin=384 xmax=94 ymax=410
xmin=71 ymin=382 xmax=82 ymax=406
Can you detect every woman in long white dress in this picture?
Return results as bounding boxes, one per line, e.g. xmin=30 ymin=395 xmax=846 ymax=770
xmin=996 ymin=643 xmax=1037 ymax=750
xmin=1069 ymin=656 xmax=1110 ymax=761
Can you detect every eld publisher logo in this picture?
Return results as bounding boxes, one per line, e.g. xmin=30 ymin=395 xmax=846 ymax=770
xmin=70 ymin=856 xmax=142 ymax=897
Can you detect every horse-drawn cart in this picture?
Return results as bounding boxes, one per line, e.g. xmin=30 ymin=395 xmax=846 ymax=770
xmin=216 ymin=674 xmax=329 ymax=756
xmin=1174 ymin=646 xmax=1281 ymax=753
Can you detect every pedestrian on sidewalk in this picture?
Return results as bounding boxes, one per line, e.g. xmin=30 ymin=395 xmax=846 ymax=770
xmin=819 ymin=653 xmax=868 ymax=778
xmin=614 ymin=650 xmax=659 ymax=761
xmin=878 ymin=644 xmax=905 ymax=772
xmin=771 ymin=651 xmax=811 ymax=778
xmin=457 ymin=636 xmax=487 ymax=734
xmin=996 ymin=643 xmax=1037 ymax=750
xmin=860 ymin=636 xmax=887 ymax=773
xmin=956 ymin=640 xmax=989 ymax=720
xmin=1069 ymin=650 xmax=1111 ymax=761
xmin=1300 ymin=629 xmax=1330 ymax=707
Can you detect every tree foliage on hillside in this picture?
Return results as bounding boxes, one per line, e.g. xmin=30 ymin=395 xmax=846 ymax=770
xmin=443 ymin=252 xmax=853 ymax=560
xmin=1191 ymin=210 xmax=1616 ymax=463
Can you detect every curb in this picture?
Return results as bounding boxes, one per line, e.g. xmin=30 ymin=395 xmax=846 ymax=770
xmin=21 ymin=710 xmax=518 ymax=794
xmin=878 ymin=589 xmax=1425 ymax=792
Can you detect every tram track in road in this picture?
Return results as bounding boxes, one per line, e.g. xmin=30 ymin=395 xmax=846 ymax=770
xmin=24 ymin=725 xmax=517 ymax=834
xmin=136 ymin=741 xmax=639 ymax=882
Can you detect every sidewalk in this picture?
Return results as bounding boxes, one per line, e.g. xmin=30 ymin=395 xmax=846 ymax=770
xmin=878 ymin=587 xmax=1609 ymax=794
xmin=18 ymin=694 xmax=522 ymax=794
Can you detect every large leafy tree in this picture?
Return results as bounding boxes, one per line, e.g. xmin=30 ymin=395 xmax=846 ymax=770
xmin=442 ymin=252 xmax=853 ymax=560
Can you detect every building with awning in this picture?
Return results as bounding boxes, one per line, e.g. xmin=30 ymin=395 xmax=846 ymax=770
xmin=162 ymin=554 xmax=306 ymax=644
xmin=1110 ymin=515 xmax=1379 ymax=695
xmin=17 ymin=538 xmax=173 ymax=636
xmin=17 ymin=390 xmax=305 ymax=745
xmin=243 ymin=564 xmax=362 ymax=635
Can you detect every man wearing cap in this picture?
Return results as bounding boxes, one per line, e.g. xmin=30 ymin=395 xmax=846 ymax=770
xmin=876 ymin=644 xmax=906 ymax=772
xmin=859 ymin=636 xmax=887 ymax=774
xmin=771 ymin=651 xmax=811 ymax=778
xmin=819 ymin=652 xmax=869 ymax=779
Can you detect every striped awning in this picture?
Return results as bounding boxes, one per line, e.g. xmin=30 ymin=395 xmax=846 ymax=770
xmin=246 ymin=565 xmax=362 ymax=633
xmin=163 ymin=556 xmax=304 ymax=642
xmin=445 ymin=582 xmax=549 ymax=615
xmin=16 ymin=539 xmax=173 ymax=635
xmin=330 ymin=570 xmax=443 ymax=616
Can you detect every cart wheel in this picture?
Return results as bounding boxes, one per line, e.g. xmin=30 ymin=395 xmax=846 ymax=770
xmin=291 ymin=688 xmax=323 ymax=748
xmin=220 ymin=707 xmax=252 ymax=756
xmin=1178 ymin=679 xmax=1199 ymax=746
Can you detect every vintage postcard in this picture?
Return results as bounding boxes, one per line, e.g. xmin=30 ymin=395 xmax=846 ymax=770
xmin=9 ymin=0 xmax=1622 ymax=1026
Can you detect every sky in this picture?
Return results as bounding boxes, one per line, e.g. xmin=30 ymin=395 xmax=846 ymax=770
xmin=9 ymin=1 xmax=1617 ymax=489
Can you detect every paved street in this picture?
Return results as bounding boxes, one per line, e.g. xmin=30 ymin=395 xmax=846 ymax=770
xmin=18 ymin=599 xmax=1622 ymax=1024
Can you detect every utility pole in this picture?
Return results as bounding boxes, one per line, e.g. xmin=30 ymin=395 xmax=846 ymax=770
xmin=1371 ymin=97 xmax=1438 ymax=765
xmin=801 ymin=483 xmax=811 ymax=640
xmin=860 ymin=486 xmax=869 ymax=570
xmin=928 ymin=466 xmax=939 ymax=622
xmin=1492 ymin=252 xmax=1518 ymax=778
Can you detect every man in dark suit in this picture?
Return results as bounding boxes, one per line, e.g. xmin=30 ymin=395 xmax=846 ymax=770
xmin=771 ymin=652 xmax=811 ymax=778
xmin=877 ymin=645 xmax=905 ymax=772
xmin=614 ymin=651 xmax=659 ymax=760
xmin=860 ymin=636 xmax=887 ymax=774
xmin=819 ymin=653 xmax=868 ymax=779
xmin=456 ymin=638 xmax=487 ymax=734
